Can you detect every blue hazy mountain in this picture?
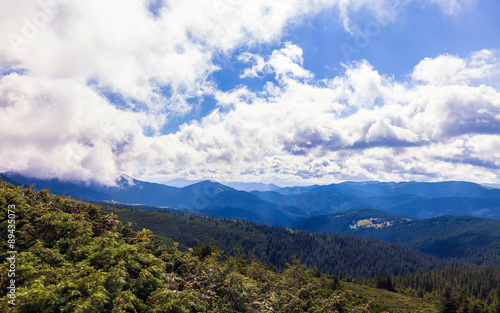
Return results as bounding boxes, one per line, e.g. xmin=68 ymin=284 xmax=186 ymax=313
xmin=0 ymin=173 xmax=305 ymax=226
xmin=297 ymin=181 xmax=500 ymax=199
xmin=2 ymin=173 xmax=500 ymax=223
xmin=179 ymin=181 xmax=306 ymax=225
xmin=252 ymin=181 xmax=500 ymax=219
xmin=221 ymin=181 xmax=283 ymax=192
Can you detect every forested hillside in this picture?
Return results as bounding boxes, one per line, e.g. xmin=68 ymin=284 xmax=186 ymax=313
xmin=101 ymin=205 xmax=500 ymax=312
xmin=292 ymin=209 xmax=500 ymax=265
xmin=1 ymin=181 xmax=500 ymax=311
xmin=104 ymin=205 xmax=450 ymax=278
xmin=1 ymin=181 xmax=445 ymax=312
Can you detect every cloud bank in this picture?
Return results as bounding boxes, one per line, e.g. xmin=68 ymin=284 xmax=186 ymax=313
xmin=1 ymin=0 xmax=498 ymax=185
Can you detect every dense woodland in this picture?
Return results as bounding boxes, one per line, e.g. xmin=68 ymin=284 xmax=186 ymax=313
xmin=292 ymin=209 xmax=500 ymax=265
xmin=0 ymin=181 xmax=499 ymax=312
xmin=103 ymin=204 xmax=500 ymax=311
xmin=104 ymin=205 xmax=452 ymax=278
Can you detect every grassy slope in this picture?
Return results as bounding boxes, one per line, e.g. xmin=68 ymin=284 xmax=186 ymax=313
xmin=344 ymin=282 xmax=438 ymax=312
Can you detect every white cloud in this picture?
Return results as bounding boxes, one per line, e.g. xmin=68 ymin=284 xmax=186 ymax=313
xmin=240 ymin=42 xmax=313 ymax=81
xmin=0 ymin=0 xmax=498 ymax=185
xmin=0 ymin=73 xmax=146 ymax=185
xmin=412 ymin=50 xmax=499 ymax=85
xmin=143 ymin=47 xmax=500 ymax=184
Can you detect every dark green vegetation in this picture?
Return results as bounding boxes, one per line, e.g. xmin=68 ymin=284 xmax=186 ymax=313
xmin=292 ymin=209 xmax=500 ymax=265
xmin=0 ymin=180 xmax=449 ymax=312
xmin=395 ymin=267 xmax=500 ymax=312
xmin=103 ymin=205 xmax=449 ymax=278
xmin=102 ymin=204 xmax=500 ymax=312
xmin=1 ymin=181 xmax=499 ymax=312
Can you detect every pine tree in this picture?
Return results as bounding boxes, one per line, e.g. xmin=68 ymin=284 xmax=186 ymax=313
xmin=376 ymin=274 xmax=386 ymax=289
xmin=440 ymin=286 xmax=459 ymax=313
xmin=457 ymin=290 xmax=469 ymax=313
xmin=385 ymin=273 xmax=396 ymax=292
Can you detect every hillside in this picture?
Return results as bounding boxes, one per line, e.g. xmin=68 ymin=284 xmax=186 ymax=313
xmin=103 ymin=205 xmax=454 ymax=278
xmin=291 ymin=208 xmax=413 ymax=234
xmin=292 ymin=209 xmax=500 ymax=265
xmin=101 ymin=204 xmax=500 ymax=311
xmin=0 ymin=180 xmax=449 ymax=312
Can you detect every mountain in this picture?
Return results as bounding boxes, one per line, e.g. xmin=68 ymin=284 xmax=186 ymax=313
xmin=276 ymin=184 xmax=321 ymax=195
xmin=385 ymin=196 xmax=500 ymax=219
xmin=221 ymin=181 xmax=282 ymax=192
xmin=253 ymin=183 xmax=500 ymax=219
xmin=292 ymin=209 xmax=500 ymax=265
xmin=304 ymin=181 xmax=500 ymax=199
xmin=3 ymin=173 xmax=500 ymax=223
xmin=3 ymin=178 xmax=452 ymax=312
xmin=181 ymin=181 xmax=307 ymax=225
xmin=0 ymin=174 xmax=306 ymax=226
xmin=4 ymin=179 xmax=500 ymax=312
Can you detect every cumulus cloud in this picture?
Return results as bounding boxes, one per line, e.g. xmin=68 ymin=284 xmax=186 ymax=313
xmin=144 ymin=46 xmax=500 ymax=184
xmin=0 ymin=0 xmax=498 ymax=185
xmin=412 ymin=50 xmax=500 ymax=85
xmin=0 ymin=73 xmax=146 ymax=185
xmin=240 ymin=42 xmax=313 ymax=81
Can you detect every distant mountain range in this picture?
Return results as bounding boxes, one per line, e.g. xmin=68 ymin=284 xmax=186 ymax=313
xmin=0 ymin=173 xmax=305 ymax=225
xmin=160 ymin=178 xmax=283 ymax=191
xmin=2 ymin=172 xmax=499 ymax=266
xmin=2 ymin=173 xmax=500 ymax=226
xmin=250 ymin=181 xmax=500 ymax=219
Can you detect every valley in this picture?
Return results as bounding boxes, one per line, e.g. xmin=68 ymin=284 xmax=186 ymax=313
xmin=1 ymin=177 xmax=500 ymax=311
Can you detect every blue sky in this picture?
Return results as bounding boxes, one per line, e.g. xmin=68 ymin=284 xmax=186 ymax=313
xmin=1 ymin=0 xmax=500 ymax=186
xmin=209 ymin=0 xmax=500 ymax=90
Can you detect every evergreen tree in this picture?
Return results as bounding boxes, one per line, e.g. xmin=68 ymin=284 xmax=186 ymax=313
xmin=457 ymin=290 xmax=469 ymax=313
xmin=385 ymin=273 xmax=396 ymax=292
xmin=440 ymin=286 xmax=459 ymax=313
xmin=375 ymin=274 xmax=386 ymax=289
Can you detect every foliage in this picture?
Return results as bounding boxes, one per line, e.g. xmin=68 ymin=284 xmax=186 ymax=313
xmin=102 ymin=204 xmax=451 ymax=278
xmin=375 ymin=274 xmax=395 ymax=292
xmin=293 ymin=209 xmax=500 ymax=265
xmin=0 ymin=180 xmax=437 ymax=312
xmin=395 ymin=266 xmax=500 ymax=313
xmin=101 ymin=205 xmax=500 ymax=312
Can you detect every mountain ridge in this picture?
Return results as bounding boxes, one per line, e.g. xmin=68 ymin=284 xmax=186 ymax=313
xmin=2 ymin=173 xmax=500 ymax=224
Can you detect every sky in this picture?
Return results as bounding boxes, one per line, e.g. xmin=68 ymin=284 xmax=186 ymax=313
xmin=1 ymin=0 xmax=500 ymax=186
